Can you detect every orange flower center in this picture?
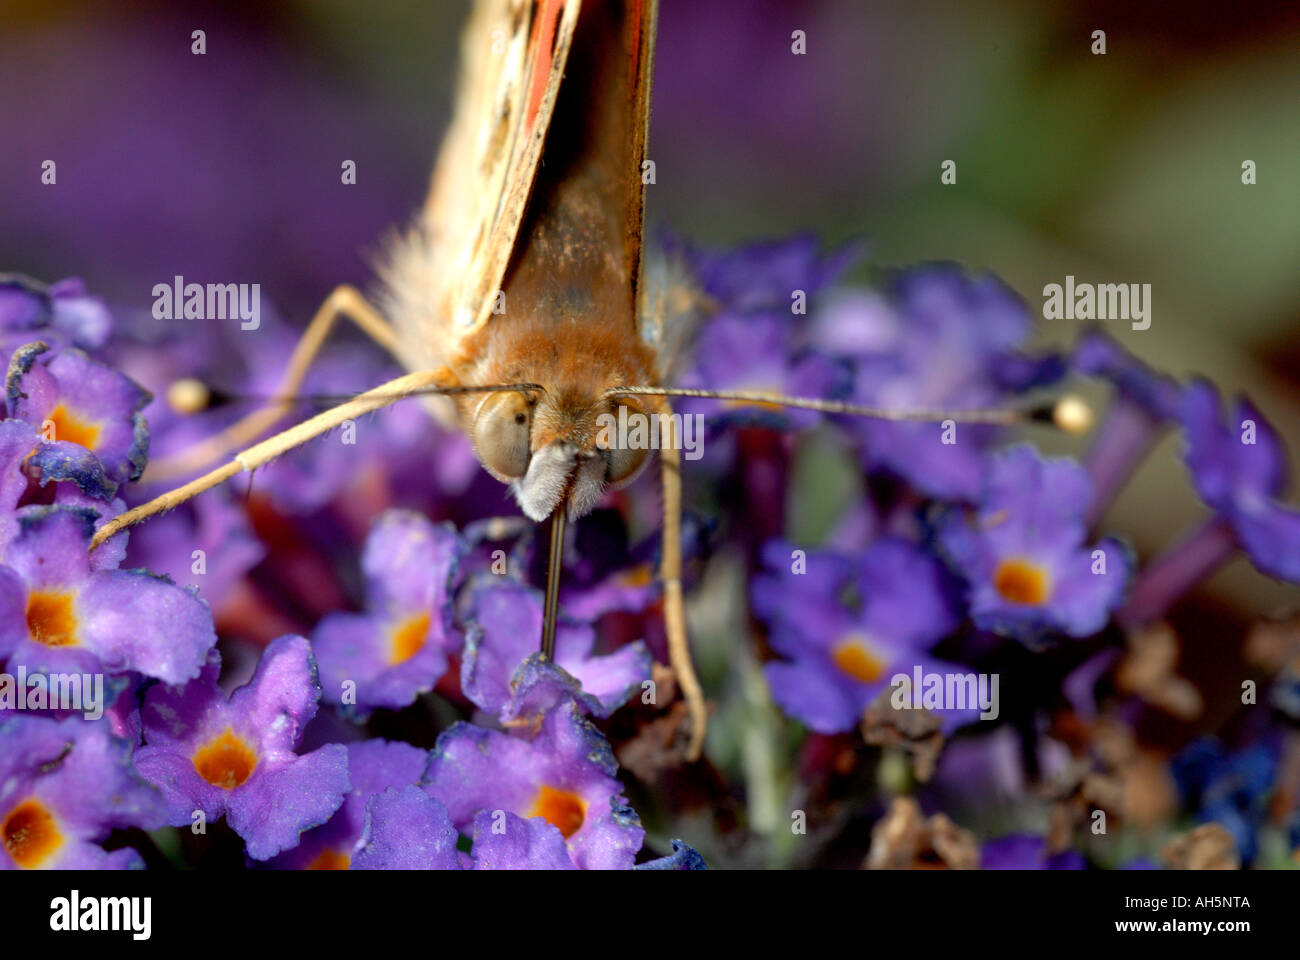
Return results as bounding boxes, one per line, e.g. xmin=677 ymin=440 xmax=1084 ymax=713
xmin=389 ymin=612 xmax=430 ymax=665
xmin=615 ymin=563 xmax=654 ymax=588
xmin=26 ymin=591 xmax=79 ymax=647
xmin=529 ymin=785 xmax=586 ymax=839
xmin=192 ymin=727 xmax=258 ymax=789
xmin=831 ymin=635 xmax=887 ymax=683
xmin=2 ymin=798 xmax=64 ymax=869
xmin=47 ymin=403 xmax=102 ymax=450
xmin=306 ymin=849 xmax=351 ymax=870
xmin=993 ymin=558 xmax=1050 ymax=606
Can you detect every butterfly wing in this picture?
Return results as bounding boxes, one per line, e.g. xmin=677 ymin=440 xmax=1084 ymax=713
xmin=490 ymin=0 xmax=657 ymax=343
xmin=380 ymin=0 xmax=582 ymax=393
xmin=623 ymin=0 xmax=656 ymax=316
xmin=623 ymin=2 xmax=706 ymax=384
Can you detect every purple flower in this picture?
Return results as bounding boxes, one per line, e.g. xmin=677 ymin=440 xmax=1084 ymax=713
xmin=312 ymin=510 xmax=465 ymax=715
xmin=679 ymin=312 xmax=853 ymax=431
xmin=0 ymin=417 xmax=129 ymax=566
xmin=634 ymin=839 xmax=708 ymax=870
xmin=1073 ymin=327 xmax=1181 ymax=422
xmin=11 ymin=424 xmax=117 ymax=507
xmin=42 ymin=278 xmax=114 ymax=351
xmin=753 ymin=536 xmax=961 ymax=733
xmin=0 ymin=715 xmax=164 ymax=869
xmin=352 ymin=785 xmax=461 ymax=870
xmin=248 ymin=350 xmax=447 ymax=515
xmin=936 ymin=445 xmax=1131 ymax=641
xmin=6 ymin=343 xmax=150 ymax=490
xmin=461 ymin=577 xmax=651 ymax=721
xmin=0 ymin=275 xmax=112 ymax=361
xmin=0 ymin=506 xmax=216 ymax=684
xmin=103 ymin=675 xmax=146 ymax=746
xmin=117 ymin=303 xmax=479 ymax=517
xmin=685 ymin=233 xmax=861 ymax=313
xmin=557 ymin=508 xmax=694 ymax=622
xmin=469 ymin=809 xmax=576 ymax=870
xmin=425 ymin=700 xmax=645 ymax=869
xmin=349 ymin=777 xmax=606 ymax=870
xmin=0 ymin=420 xmax=38 ymax=551
xmin=134 ymin=635 xmax=350 ymax=860
xmin=674 ymin=235 xmax=859 ymax=432
xmin=0 ymin=412 xmax=129 ymax=527
xmin=560 ymin=555 xmax=658 ymax=623
xmin=829 ymin=266 xmax=1049 ymax=501
xmin=980 ymin=835 xmax=1086 ymax=870
xmin=497 ymin=654 xmax=609 ymax=726
xmin=265 ymin=738 xmax=429 ymax=870
xmin=0 ymin=277 xmax=49 ymax=344
xmin=1180 ymin=379 xmax=1300 ymax=582
xmin=1072 ymin=328 xmax=1181 ymax=526
xmin=932 ymin=725 xmax=1073 ymax=799
xmin=120 ymin=486 xmax=265 ymax=615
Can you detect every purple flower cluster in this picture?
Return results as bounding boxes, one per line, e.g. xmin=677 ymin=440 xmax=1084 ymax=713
xmin=3 ymin=237 xmax=1299 ymax=872
xmin=686 ymin=248 xmax=1131 ymax=732
xmin=676 ymin=239 xmax=1300 ymax=867
xmin=0 ymin=274 xmax=687 ymax=871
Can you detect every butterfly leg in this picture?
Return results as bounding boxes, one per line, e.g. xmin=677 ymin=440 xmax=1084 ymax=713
xmin=90 ymin=369 xmax=448 ymax=551
xmin=144 ymin=284 xmax=403 ymax=482
xmin=655 ymin=398 xmax=707 ymax=761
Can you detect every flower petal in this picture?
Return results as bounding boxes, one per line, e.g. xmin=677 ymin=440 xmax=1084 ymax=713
xmin=226 ymin=744 xmax=350 ymax=861
xmin=470 ymin=810 xmax=575 ymax=870
xmin=352 ymin=785 xmax=460 ymax=870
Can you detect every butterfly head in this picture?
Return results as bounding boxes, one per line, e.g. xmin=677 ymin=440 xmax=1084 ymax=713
xmin=470 ymin=385 xmax=652 ymax=522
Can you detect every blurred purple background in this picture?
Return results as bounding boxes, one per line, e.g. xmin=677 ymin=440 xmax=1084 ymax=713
xmin=2 ymin=0 xmax=1298 ymax=612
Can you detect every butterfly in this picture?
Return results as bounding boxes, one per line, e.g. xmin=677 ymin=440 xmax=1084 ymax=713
xmin=92 ymin=0 xmax=1081 ymax=762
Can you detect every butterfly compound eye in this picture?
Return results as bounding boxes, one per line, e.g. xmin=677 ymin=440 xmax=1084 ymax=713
xmin=473 ymin=391 xmax=533 ymax=480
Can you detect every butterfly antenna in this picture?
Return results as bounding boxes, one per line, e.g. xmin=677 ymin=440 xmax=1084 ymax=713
xmin=603 ymin=387 xmax=1095 ymax=433
xmin=92 ymin=374 xmax=543 ymax=550
xmin=541 ymin=508 xmax=567 ymax=661
xmin=165 ymin=378 xmax=545 ymax=412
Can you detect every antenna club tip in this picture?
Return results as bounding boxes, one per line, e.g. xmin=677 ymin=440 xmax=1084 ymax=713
xmin=1052 ymin=394 xmax=1094 ymax=435
xmin=167 ymin=378 xmax=211 ymax=415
